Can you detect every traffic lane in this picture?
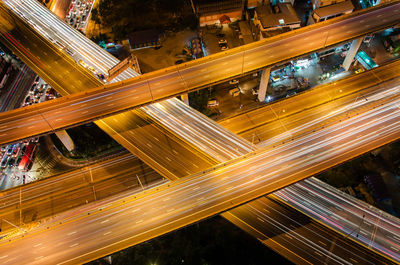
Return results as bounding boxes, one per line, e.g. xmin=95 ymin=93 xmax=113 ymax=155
xmin=297 ymin=179 xmax=400 ymax=252
xmin=7 ymin=0 xmax=123 ymax=80
xmin=6 ymin=0 xmax=400 ymax=106
xmin=0 ymin=84 xmax=154 ymax=146
xmin=226 ymin=197 xmax=383 ymax=265
xmin=222 ymin=207 xmax=331 ymax=265
xmin=21 ymin=117 xmax=400 ymax=264
xmin=140 ymin=99 xmax=255 ymax=160
xmin=1 ymin=96 xmax=399 ymax=264
xmin=2 ymin=1 xmax=400 ymax=147
xmin=3 ymin=0 xmax=233 ymax=184
xmin=0 ymin=55 xmax=383 ymax=148
xmin=219 ymin=60 xmax=390 ymax=134
xmin=245 ymin=80 xmax=400 ymax=147
xmin=96 ymin=111 xmax=217 ymax=179
xmin=0 ymin=8 xmax=100 ymax=94
xmin=0 ymin=154 xmax=161 ymax=230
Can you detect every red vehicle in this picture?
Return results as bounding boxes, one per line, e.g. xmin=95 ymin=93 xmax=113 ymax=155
xmin=18 ymin=143 xmax=36 ymax=170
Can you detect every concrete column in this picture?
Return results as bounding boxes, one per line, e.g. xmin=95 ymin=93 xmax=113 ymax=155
xmin=342 ymin=38 xmax=363 ymax=71
xmin=181 ymin=93 xmax=189 ymax=105
xmin=55 ymin=130 xmax=75 ymax=152
xmin=258 ymin=67 xmax=271 ymax=102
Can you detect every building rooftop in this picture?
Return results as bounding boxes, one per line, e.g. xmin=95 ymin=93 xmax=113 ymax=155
xmin=238 ymin=21 xmax=253 ymax=44
xmin=128 ymin=29 xmax=160 ymax=49
xmin=255 ymin=3 xmax=300 ymax=29
xmin=313 ymin=0 xmax=354 ymax=18
xmin=194 ymin=0 xmax=243 ymax=16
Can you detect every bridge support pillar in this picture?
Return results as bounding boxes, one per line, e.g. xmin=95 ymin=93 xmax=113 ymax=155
xmin=181 ymin=93 xmax=189 ymax=105
xmin=55 ymin=130 xmax=75 ymax=152
xmin=258 ymin=67 xmax=271 ymax=103
xmin=342 ymin=37 xmax=363 ymax=71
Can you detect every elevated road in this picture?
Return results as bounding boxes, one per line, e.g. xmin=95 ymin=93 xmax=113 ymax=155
xmin=2 ymin=2 xmax=400 ymax=145
xmin=225 ymin=195 xmax=392 ymax=265
xmin=0 ymin=0 xmax=251 ymax=179
xmin=0 ymin=93 xmax=400 ymax=264
xmin=0 ymin=67 xmax=399 ymax=262
xmin=0 ymin=1 xmax=398 ymax=262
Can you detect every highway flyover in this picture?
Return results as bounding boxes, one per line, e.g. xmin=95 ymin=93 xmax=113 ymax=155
xmin=0 ymin=88 xmax=400 ymax=264
xmin=1 ymin=1 xmax=400 ymax=146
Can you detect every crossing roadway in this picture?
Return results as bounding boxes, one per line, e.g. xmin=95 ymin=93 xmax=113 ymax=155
xmin=1 ymin=1 xmax=400 ymax=146
xmin=0 ymin=88 xmax=400 ymax=264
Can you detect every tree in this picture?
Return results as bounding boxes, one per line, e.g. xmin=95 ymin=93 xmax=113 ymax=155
xmin=90 ymin=8 xmax=101 ymax=25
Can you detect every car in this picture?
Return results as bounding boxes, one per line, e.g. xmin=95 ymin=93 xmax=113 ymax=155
xmin=6 ymin=144 xmax=15 ymax=156
xmin=29 ymin=84 xmax=36 ymax=94
xmin=97 ymin=73 xmax=105 ymax=80
xmin=14 ymin=156 xmax=22 ymax=167
xmin=229 ymin=79 xmax=239 ymax=85
xmin=0 ymin=146 xmax=6 ymax=153
xmin=11 ymin=145 xmax=20 ymax=158
xmin=54 ymin=40 xmax=66 ymax=50
xmin=34 ymin=76 xmax=40 ymax=84
xmin=219 ymin=43 xmax=228 ymax=51
xmin=229 ymin=87 xmax=241 ymax=97
xmin=47 ymin=35 xmax=55 ymax=43
xmin=65 ymin=48 xmax=75 ymax=56
xmin=207 ymin=99 xmax=219 ymax=107
xmin=1 ymin=155 xmax=9 ymax=169
xmin=8 ymin=157 xmax=15 ymax=167
xmin=355 ymin=68 xmax=365 ymax=74
xmin=88 ymin=66 xmax=97 ymax=74
xmin=78 ymin=59 xmax=88 ymax=68
xmin=218 ymin=39 xmax=227 ymax=44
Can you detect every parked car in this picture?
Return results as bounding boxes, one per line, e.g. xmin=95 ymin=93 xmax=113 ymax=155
xmin=11 ymin=145 xmax=20 ymax=158
xmin=1 ymin=155 xmax=9 ymax=168
xmin=207 ymin=99 xmax=219 ymax=107
xmin=229 ymin=87 xmax=241 ymax=97
xmin=6 ymin=144 xmax=15 ymax=156
xmin=355 ymin=68 xmax=365 ymax=74
xmin=219 ymin=43 xmax=228 ymax=51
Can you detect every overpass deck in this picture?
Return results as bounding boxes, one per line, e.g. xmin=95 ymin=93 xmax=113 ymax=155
xmin=0 ymin=91 xmax=399 ymax=264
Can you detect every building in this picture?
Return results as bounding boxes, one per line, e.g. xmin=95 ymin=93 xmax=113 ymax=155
xmin=308 ymin=0 xmax=354 ymax=24
xmin=194 ymin=0 xmax=244 ymax=27
xmin=238 ymin=21 xmax=254 ymax=44
xmin=253 ymin=3 xmax=301 ymax=38
xmin=311 ymin=0 xmax=346 ymax=9
xmin=128 ymin=29 xmax=161 ymax=50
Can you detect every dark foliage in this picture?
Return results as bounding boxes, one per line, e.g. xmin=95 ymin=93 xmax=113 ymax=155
xmin=87 ymin=216 xmax=293 ymax=265
xmin=91 ymin=0 xmax=197 ymax=40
